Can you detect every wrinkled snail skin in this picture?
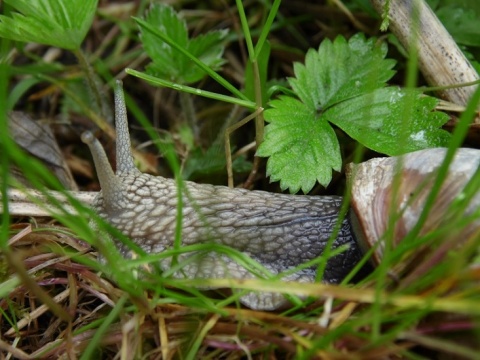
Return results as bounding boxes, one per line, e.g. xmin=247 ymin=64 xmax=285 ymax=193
xmin=91 ymin=174 xmax=362 ymax=309
xmin=82 ymin=81 xmax=480 ymax=310
xmin=82 ymin=81 xmax=363 ymax=310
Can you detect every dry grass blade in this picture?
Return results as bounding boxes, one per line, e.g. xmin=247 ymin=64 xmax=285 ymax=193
xmin=2 ymin=0 xmax=480 ymax=358
xmin=1 ymin=222 xmax=479 ymax=357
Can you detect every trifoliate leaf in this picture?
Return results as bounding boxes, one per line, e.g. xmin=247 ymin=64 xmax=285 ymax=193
xmin=140 ymin=4 xmax=227 ymax=84
xmin=257 ymin=96 xmax=341 ymax=193
xmin=259 ymin=33 xmax=450 ymax=193
xmin=141 ymin=4 xmax=188 ymax=81
xmin=289 ymin=34 xmax=396 ymax=111
xmin=325 ymin=88 xmax=451 ymax=155
xmin=0 ymin=0 xmax=98 ymax=50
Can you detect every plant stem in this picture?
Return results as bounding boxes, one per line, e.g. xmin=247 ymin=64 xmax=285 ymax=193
xmin=370 ymin=0 xmax=479 ymax=109
xmin=243 ymin=60 xmax=265 ymax=189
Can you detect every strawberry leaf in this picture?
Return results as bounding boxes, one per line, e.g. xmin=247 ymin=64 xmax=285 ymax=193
xmin=258 ymin=34 xmax=450 ymax=193
xmin=325 ymin=88 xmax=451 ymax=154
xmin=184 ymin=30 xmax=228 ymax=83
xmin=141 ymin=4 xmax=188 ymax=81
xmin=140 ymin=4 xmax=227 ymax=84
xmin=0 ymin=0 xmax=97 ymax=50
xmin=289 ymin=34 xmax=396 ymax=111
xmin=256 ymin=96 xmax=341 ymax=193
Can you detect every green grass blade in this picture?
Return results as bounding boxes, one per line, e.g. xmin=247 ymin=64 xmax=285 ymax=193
xmin=235 ymin=0 xmax=255 ymax=61
xmin=126 ymin=68 xmax=256 ymax=109
xmin=133 ymin=17 xmax=248 ymax=102
xmin=254 ymin=0 xmax=281 ymax=60
xmin=80 ymin=295 xmax=127 ymax=360
xmin=0 ymin=40 xmax=11 ymax=250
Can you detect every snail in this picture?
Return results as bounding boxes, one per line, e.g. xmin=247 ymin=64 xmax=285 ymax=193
xmin=349 ymin=149 xmax=480 ymax=266
xmin=82 ymin=81 xmax=480 ymax=310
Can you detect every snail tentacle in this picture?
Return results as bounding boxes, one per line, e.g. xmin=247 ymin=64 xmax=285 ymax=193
xmin=83 ymin=84 xmax=363 ymax=310
xmin=114 ymin=80 xmax=140 ymax=175
xmin=81 ymin=131 xmax=124 ymax=212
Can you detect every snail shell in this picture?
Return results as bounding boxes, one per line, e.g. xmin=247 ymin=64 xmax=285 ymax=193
xmin=349 ymin=148 xmax=480 ymax=265
xmin=83 ymin=81 xmax=480 ymax=310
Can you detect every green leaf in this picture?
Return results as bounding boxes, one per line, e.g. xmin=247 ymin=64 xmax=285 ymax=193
xmin=0 ymin=0 xmax=98 ymax=50
xmin=325 ymin=88 xmax=451 ymax=155
xmin=182 ymin=144 xmax=252 ymax=181
xmin=257 ymin=96 xmax=341 ymax=193
xmin=140 ymin=4 xmax=227 ymax=84
xmin=436 ymin=5 xmax=480 ymax=47
xmin=184 ymin=30 xmax=228 ymax=83
xmin=289 ymin=34 xmax=396 ymax=111
xmin=141 ymin=4 xmax=188 ymax=81
xmin=258 ymin=34 xmax=450 ymax=192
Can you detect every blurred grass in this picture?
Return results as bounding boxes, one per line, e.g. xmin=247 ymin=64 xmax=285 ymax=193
xmin=0 ymin=0 xmax=479 ymax=358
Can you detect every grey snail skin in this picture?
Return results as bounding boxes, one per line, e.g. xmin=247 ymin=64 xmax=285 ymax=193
xmin=82 ymin=80 xmax=480 ymax=310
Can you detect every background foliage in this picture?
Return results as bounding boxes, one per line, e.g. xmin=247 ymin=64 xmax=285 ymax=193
xmin=0 ymin=0 xmax=479 ymax=358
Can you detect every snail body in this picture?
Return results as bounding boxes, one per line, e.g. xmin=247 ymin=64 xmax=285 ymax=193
xmin=82 ymin=83 xmax=362 ymax=310
xmin=82 ymin=81 xmax=480 ymax=310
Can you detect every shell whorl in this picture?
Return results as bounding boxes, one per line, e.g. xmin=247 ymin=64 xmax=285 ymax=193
xmin=349 ymin=147 xmax=480 ymax=264
xmin=83 ymin=81 xmax=480 ymax=309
